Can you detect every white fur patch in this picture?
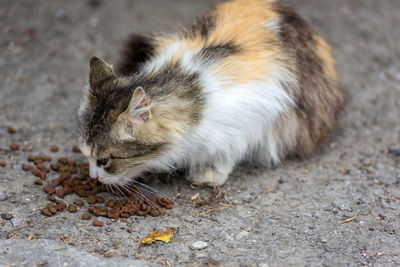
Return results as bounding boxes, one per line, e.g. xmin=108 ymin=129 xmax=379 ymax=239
xmin=142 ymin=41 xmax=183 ymax=74
xmin=144 ymin=55 xmax=297 ymax=179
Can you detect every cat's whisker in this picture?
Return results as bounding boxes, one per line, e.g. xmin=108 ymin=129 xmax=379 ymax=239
xmin=131 ymin=180 xmax=171 ymax=201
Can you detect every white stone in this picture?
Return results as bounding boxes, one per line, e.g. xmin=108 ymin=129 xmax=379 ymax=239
xmin=191 ymin=241 xmax=208 ymax=250
xmin=236 ymin=231 xmax=249 ymax=240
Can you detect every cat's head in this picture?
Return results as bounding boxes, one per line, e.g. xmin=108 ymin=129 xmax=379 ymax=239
xmin=78 ymin=57 xmax=169 ymax=185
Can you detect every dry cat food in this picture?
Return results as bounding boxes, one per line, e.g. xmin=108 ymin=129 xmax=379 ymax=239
xmin=93 ymin=220 xmax=104 ymax=227
xmin=9 ymin=143 xmax=19 ymax=150
xmin=0 ymin=161 xmax=6 ymax=167
xmin=50 ymin=145 xmax=59 ymax=152
xmin=22 ymin=147 xmax=174 ymax=224
xmin=7 ymin=126 xmax=17 ymax=134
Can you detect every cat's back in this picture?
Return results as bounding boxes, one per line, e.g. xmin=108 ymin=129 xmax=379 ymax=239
xmin=117 ymin=0 xmax=345 ymax=160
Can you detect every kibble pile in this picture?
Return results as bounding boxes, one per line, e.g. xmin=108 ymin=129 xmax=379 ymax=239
xmin=20 ymin=146 xmax=173 ymax=226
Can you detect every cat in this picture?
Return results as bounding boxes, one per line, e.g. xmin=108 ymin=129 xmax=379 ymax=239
xmin=78 ymin=0 xmax=346 ymax=186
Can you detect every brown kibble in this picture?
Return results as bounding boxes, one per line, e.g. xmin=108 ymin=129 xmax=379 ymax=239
xmin=68 ymin=205 xmax=78 ymax=213
xmin=50 ymin=145 xmax=59 ymax=152
xmin=120 ymin=212 xmax=129 ymax=218
xmin=63 ymin=178 xmax=75 ymax=188
xmin=57 ymin=187 xmax=73 ymax=198
xmin=7 ymin=126 xmax=16 ymax=134
xmin=50 ymin=164 xmax=59 ymax=171
xmin=58 ymin=166 xmax=70 ymax=173
xmin=76 ymin=189 xmax=89 ymax=197
xmin=41 ymin=156 xmax=52 ymax=162
xmin=41 ymin=208 xmax=52 ymax=217
xmin=22 ymin=163 xmax=32 ymax=171
xmin=164 ymin=203 xmax=174 ymax=209
xmin=82 ymin=213 xmax=91 ymax=220
xmin=105 ymin=200 xmax=116 ymax=208
xmin=58 ymin=157 xmax=69 ymax=165
xmin=149 ymin=209 xmax=160 ymax=217
xmin=69 ymin=167 xmax=77 ymax=174
xmin=72 ymin=145 xmax=81 ymax=153
xmin=44 ymin=185 xmax=56 ymax=195
xmin=93 ymin=220 xmax=104 ymax=227
xmin=27 ymin=155 xmax=36 ymax=161
xmin=159 ymin=208 xmax=167 ymax=216
xmin=55 ymin=201 xmax=66 ymax=211
xmin=34 ymin=179 xmax=43 ymax=185
xmin=73 ymin=199 xmax=84 ymax=207
xmin=22 ymin=145 xmax=34 ymax=151
xmin=96 ymin=196 xmax=105 ymax=203
xmin=33 ymin=159 xmax=43 ymax=165
xmin=88 ymin=206 xmax=96 ymax=213
xmin=46 ymin=203 xmax=57 ymax=214
xmin=36 ymin=163 xmax=46 ymax=171
xmin=32 ymin=168 xmax=46 ymax=180
xmin=141 ymin=203 xmax=147 ymax=211
xmin=0 ymin=161 xmax=6 ymax=167
xmin=10 ymin=143 xmax=19 ymax=150
xmin=87 ymin=195 xmax=97 ymax=204
xmin=47 ymin=194 xmax=56 ymax=202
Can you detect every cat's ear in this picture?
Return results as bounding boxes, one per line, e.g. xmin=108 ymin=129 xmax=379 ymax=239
xmin=127 ymin=87 xmax=152 ymax=121
xmin=89 ymin=57 xmax=116 ymax=89
xmin=117 ymin=87 xmax=152 ymax=132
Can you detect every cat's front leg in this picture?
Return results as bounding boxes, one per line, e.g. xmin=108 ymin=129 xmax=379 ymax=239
xmin=187 ymin=159 xmax=234 ymax=185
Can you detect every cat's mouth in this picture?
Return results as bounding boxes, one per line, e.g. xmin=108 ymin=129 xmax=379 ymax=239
xmin=89 ymin=159 xmax=145 ymax=185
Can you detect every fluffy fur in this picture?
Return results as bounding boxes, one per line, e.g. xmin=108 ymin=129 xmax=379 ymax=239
xmin=78 ymin=0 xmax=345 ymax=185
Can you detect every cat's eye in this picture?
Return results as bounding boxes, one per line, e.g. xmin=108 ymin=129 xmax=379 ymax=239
xmin=96 ymin=158 xmax=110 ymax=167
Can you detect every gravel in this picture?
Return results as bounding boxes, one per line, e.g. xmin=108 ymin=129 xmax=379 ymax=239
xmin=0 ymin=0 xmax=400 ymax=266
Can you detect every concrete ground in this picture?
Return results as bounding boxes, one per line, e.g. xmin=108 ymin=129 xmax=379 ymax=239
xmin=1 ymin=0 xmax=400 ymax=266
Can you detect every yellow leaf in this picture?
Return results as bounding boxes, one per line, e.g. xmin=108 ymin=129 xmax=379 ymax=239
xmin=141 ymin=228 xmax=174 ymax=245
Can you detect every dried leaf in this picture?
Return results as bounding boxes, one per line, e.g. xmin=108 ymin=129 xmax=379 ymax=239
xmin=191 ymin=193 xmax=200 ymax=200
xmin=141 ymin=228 xmax=174 ymax=245
xmin=338 ymin=216 xmax=357 ymax=224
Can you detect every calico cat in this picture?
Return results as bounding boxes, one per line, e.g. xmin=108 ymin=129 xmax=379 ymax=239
xmin=78 ymin=0 xmax=346 ymax=186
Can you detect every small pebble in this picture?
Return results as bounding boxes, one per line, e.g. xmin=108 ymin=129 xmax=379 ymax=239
xmin=242 ymin=195 xmax=254 ymax=203
xmin=191 ymin=241 xmax=208 ymax=250
xmin=236 ymin=231 xmax=249 ymax=240
xmin=88 ymin=0 xmax=104 ymax=8
xmin=278 ymin=177 xmax=288 ymax=184
xmin=388 ymin=148 xmax=400 ymax=157
xmin=1 ymin=213 xmax=13 ymax=220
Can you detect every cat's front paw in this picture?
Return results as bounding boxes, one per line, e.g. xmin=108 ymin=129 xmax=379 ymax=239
xmin=187 ymin=167 xmax=229 ymax=185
